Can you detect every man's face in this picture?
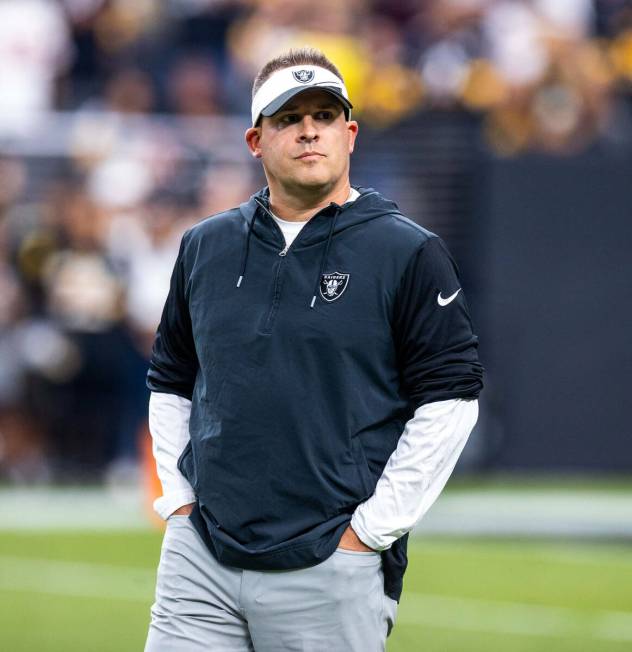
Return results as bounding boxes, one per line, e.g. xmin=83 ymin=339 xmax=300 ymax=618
xmin=245 ymin=89 xmax=358 ymax=196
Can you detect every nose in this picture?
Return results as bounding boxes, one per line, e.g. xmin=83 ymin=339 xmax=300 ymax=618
xmin=297 ymin=115 xmax=318 ymax=142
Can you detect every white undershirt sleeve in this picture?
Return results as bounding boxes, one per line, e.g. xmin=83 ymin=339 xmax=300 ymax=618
xmin=350 ymin=398 xmax=478 ymax=551
xmin=148 ymin=391 xmax=196 ymax=520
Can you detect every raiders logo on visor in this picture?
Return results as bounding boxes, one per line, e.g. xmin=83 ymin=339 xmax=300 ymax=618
xmin=319 ymin=272 xmax=350 ymax=302
xmin=293 ymin=69 xmax=315 ymax=84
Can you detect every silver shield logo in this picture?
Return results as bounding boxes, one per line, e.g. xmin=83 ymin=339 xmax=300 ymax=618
xmin=292 ymin=69 xmax=315 ymax=84
xmin=319 ymin=272 xmax=350 ymax=303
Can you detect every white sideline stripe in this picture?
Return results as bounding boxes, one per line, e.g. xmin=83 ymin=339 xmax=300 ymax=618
xmin=0 ymin=487 xmax=149 ymax=530
xmin=3 ymin=487 xmax=632 ymax=536
xmin=1 ymin=555 xmax=632 ymax=642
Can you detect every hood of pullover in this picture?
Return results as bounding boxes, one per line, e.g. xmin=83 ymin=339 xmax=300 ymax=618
xmin=236 ymin=187 xmax=403 ymax=307
xmin=239 ymin=186 xmax=403 ymax=247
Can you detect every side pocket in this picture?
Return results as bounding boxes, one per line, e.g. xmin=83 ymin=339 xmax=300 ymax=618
xmin=383 ymin=595 xmax=398 ymax=638
xmin=176 ymin=440 xmax=195 ymax=489
xmin=351 ymin=437 xmax=374 ymax=496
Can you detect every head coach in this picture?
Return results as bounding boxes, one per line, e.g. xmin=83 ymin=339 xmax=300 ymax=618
xmin=144 ymin=47 xmax=483 ymax=651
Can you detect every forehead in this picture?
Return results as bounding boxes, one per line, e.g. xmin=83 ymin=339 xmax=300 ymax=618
xmin=272 ymin=89 xmax=344 ymax=115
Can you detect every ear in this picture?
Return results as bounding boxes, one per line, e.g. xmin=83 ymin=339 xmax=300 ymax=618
xmin=245 ymin=127 xmax=262 ymax=159
xmin=346 ymin=120 xmax=359 ymax=155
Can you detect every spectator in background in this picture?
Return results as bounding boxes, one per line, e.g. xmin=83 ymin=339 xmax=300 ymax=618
xmin=228 ymin=0 xmax=424 ymax=125
xmin=0 ymin=168 xmax=153 ymax=482
xmin=103 ymin=68 xmax=157 ymax=115
xmin=0 ymin=215 xmax=51 ymax=483
xmin=229 ymin=0 xmax=370 ymax=110
xmin=69 ymin=0 xmax=162 ymax=62
xmin=167 ymin=0 xmax=249 ymax=72
xmin=197 ymin=162 xmax=258 ymax=216
xmin=166 ymin=55 xmax=224 ymax=116
xmin=413 ymin=1 xmax=486 ymax=108
xmin=42 ymin=186 xmax=130 ymax=479
xmin=0 ymin=176 xmax=77 ymax=483
xmin=0 ymin=0 xmax=72 ymax=136
xmin=125 ymin=190 xmax=190 ymax=355
xmin=478 ymin=0 xmax=615 ymax=154
xmin=396 ymin=0 xmax=621 ymax=155
xmin=355 ymin=13 xmax=423 ymax=126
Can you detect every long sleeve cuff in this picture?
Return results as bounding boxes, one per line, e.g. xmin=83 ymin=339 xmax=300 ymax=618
xmin=149 ymin=391 xmax=196 ymax=520
xmin=153 ymin=488 xmax=197 ymax=521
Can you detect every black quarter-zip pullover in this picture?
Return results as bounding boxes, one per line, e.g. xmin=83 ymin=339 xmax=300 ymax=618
xmin=147 ymin=186 xmax=483 ymax=601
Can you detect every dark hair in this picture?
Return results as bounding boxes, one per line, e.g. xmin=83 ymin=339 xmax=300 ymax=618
xmin=252 ymin=47 xmax=344 ymax=97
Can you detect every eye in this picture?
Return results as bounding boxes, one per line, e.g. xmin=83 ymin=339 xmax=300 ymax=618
xmin=315 ymin=110 xmax=334 ymax=120
xmin=278 ymin=113 xmax=300 ymax=125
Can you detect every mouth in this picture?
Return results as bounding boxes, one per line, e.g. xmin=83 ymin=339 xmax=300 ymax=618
xmin=296 ymin=152 xmax=325 ymax=160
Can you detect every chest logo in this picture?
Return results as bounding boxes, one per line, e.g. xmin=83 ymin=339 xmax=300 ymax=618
xmin=293 ymin=69 xmax=315 ymax=84
xmin=319 ymin=272 xmax=350 ymax=302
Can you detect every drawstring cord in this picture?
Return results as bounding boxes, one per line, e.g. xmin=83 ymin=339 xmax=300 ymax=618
xmin=310 ymin=205 xmax=340 ymax=308
xmin=238 ymin=197 xmax=341 ymax=310
xmin=236 ymin=199 xmax=269 ymax=288
xmin=236 ymin=211 xmax=256 ymax=287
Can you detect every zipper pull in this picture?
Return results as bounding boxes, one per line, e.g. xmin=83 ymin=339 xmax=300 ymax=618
xmin=279 ymin=245 xmax=289 ymax=257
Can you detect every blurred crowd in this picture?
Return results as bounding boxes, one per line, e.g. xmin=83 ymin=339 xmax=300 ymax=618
xmin=2 ymin=0 xmax=632 ymax=146
xmin=2 ymin=0 xmax=632 ymax=484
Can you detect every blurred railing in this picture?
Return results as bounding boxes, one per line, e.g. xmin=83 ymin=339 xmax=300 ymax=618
xmin=0 ymin=111 xmax=251 ymax=161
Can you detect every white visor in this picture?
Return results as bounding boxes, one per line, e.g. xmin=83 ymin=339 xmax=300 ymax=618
xmin=251 ymin=65 xmax=352 ymax=126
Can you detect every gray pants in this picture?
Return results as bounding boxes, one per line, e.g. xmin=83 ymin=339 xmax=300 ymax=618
xmin=145 ymin=515 xmax=397 ymax=651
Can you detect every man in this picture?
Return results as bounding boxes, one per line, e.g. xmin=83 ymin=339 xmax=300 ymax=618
xmin=145 ymin=48 xmax=483 ymax=651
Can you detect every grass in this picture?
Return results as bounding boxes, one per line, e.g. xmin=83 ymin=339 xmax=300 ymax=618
xmin=1 ymin=530 xmax=631 ymax=651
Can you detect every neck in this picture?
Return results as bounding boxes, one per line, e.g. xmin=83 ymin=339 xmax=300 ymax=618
xmin=267 ymin=178 xmax=351 ymax=222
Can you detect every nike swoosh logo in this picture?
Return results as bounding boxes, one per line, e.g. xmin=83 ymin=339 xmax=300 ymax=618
xmin=437 ymin=288 xmax=461 ymax=306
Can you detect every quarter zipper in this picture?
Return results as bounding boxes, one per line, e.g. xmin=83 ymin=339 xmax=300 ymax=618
xmin=271 ymin=222 xmax=298 ymax=257
xmin=260 ymin=224 xmax=307 ymax=333
xmin=261 ymin=254 xmax=286 ymax=334
xmin=256 ymin=198 xmax=328 ymax=258
xmin=254 ymin=200 xmax=334 ymax=334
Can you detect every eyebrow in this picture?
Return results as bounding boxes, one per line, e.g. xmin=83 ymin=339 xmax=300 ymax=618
xmin=277 ymin=102 xmax=340 ymax=113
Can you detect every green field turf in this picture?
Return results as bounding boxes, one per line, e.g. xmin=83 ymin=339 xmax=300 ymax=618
xmin=1 ymin=530 xmax=631 ymax=651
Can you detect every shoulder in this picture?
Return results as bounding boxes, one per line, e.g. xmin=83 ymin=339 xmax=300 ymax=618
xmin=179 ymin=207 xmax=245 ymax=253
xmin=378 ymin=212 xmax=437 ymax=248
xmin=185 ymin=207 xmax=245 ymax=241
xmin=351 ymin=188 xmax=438 ymax=252
xmin=174 ymin=207 xmax=245 ymax=273
xmin=363 ymin=211 xmax=440 ymax=265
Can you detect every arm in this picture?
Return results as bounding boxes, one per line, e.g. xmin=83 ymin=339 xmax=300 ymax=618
xmin=147 ymin=231 xmax=199 ymax=518
xmin=350 ymin=398 xmax=477 ymax=550
xmin=348 ymin=236 xmax=484 ymax=550
xmin=149 ymin=392 xmax=196 ymax=519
